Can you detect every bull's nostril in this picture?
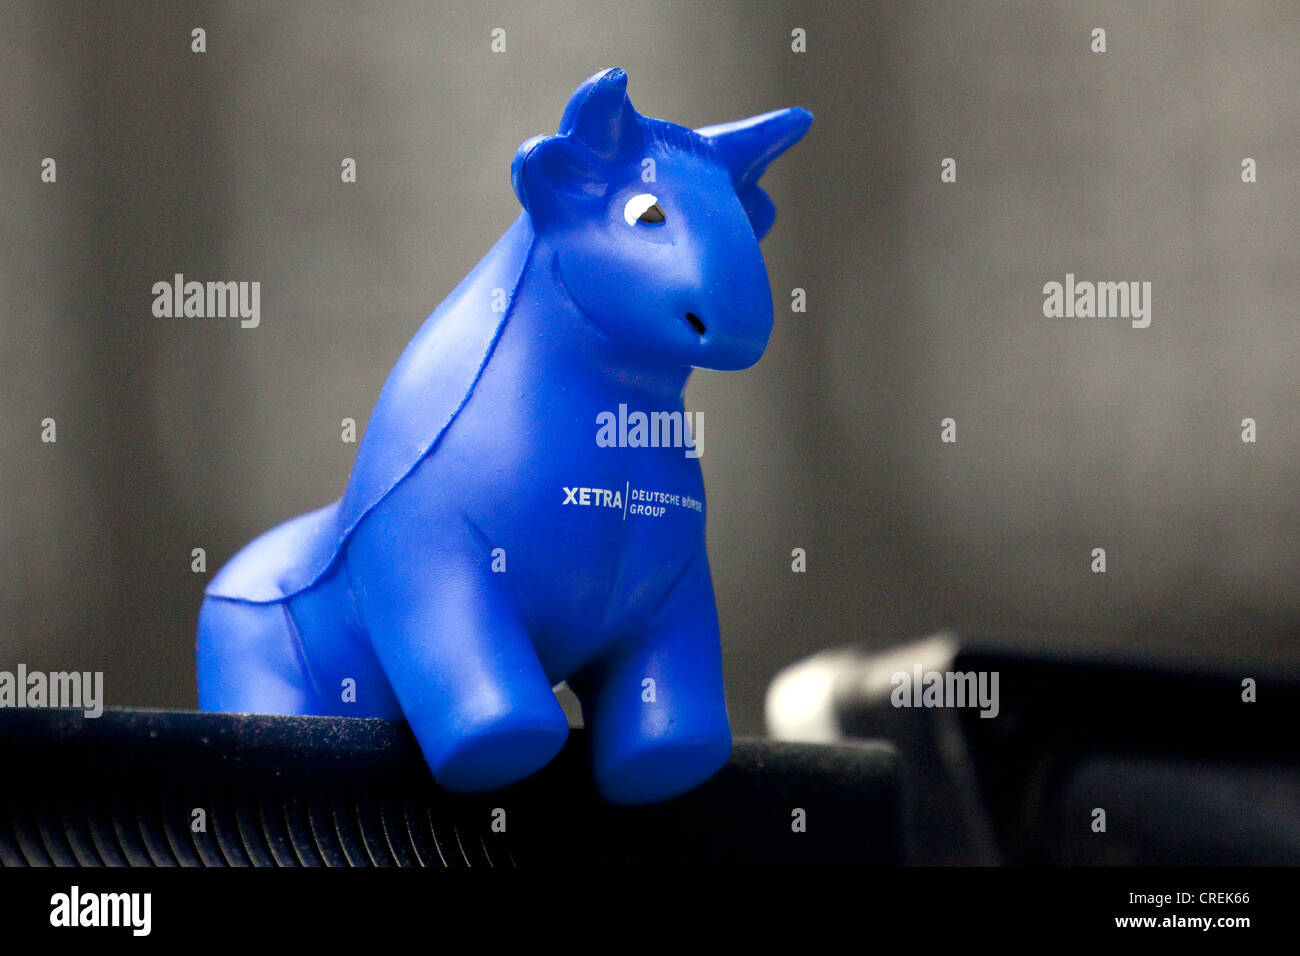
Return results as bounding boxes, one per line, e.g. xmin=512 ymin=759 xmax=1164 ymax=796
xmin=685 ymin=312 xmax=707 ymax=336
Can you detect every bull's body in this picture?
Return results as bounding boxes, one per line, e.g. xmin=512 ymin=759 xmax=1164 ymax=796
xmin=197 ymin=69 xmax=810 ymax=804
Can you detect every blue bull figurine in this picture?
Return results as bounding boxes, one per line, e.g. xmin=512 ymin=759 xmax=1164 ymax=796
xmin=197 ymin=68 xmax=811 ymax=804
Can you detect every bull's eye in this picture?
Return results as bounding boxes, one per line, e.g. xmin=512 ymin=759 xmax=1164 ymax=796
xmin=623 ymin=193 xmax=666 ymax=226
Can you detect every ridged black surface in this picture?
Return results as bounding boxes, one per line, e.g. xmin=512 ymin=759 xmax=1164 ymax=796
xmin=0 ymin=709 xmax=900 ymax=867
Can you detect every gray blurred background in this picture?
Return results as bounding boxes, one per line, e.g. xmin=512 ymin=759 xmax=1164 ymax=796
xmin=2 ymin=1 xmax=1297 ymax=734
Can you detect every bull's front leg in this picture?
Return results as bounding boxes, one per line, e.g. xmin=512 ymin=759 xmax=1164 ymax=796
xmin=570 ymin=549 xmax=732 ymax=804
xmin=345 ymin=515 xmax=569 ymax=793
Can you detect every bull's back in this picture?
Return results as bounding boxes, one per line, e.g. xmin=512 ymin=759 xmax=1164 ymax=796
xmin=197 ymin=503 xmax=398 ymax=718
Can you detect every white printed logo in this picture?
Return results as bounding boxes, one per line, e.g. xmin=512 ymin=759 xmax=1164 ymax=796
xmin=562 ymin=482 xmax=703 ymax=520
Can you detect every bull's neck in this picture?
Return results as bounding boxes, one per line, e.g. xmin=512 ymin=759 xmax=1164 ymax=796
xmin=499 ymin=215 xmax=693 ymax=404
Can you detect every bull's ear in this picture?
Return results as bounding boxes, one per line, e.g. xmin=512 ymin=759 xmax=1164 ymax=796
xmin=511 ymin=134 xmax=605 ymax=222
xmin=697 ymin=107 xmax=812 ymax=192
xmin=512 ymin=68 xmax=640 ymax=222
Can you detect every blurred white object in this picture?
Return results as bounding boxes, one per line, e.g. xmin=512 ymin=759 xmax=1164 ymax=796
xmin=766 ymin=634 xmax=958 ymax=742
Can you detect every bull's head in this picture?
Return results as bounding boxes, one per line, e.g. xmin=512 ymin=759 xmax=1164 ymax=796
xmin=512 ymin=68 xmax=811 ymax=371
